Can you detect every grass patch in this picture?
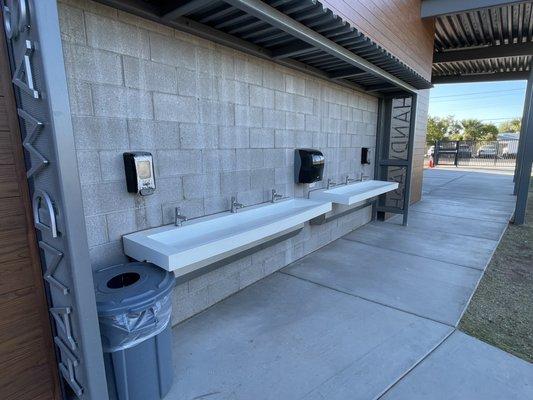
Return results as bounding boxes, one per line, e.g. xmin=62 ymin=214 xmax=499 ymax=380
xmin=459 ymin=181 xmax=533 ymax=362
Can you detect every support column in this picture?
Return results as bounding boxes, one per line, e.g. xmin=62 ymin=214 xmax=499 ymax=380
xmin=513 ymin=65 xmax=533 ymax=225
xmin=513 ymin=62 xmax=533 ymax=194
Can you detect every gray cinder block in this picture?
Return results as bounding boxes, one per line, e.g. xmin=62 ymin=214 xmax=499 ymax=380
xmin=153 ymin=93 xmax=198 ymax=123
xmin=92 ymin=85 xmax=153 ymax=119
xmin=86 ymin=13 xmax=150 ymax=59
xmin=123 ymin=56 xmax=178 ymax=93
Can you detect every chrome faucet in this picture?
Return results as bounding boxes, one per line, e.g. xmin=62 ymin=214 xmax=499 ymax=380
xmin=230 ymin=196 xmax=244 ymax=213
xmin=327 ymin=178 xmax=337 ymax=189
xmin=345 ymin=175 xmax=357 ymax=185
xmin=174 ymin=207 xmax=187 ymax=227
xmin=271 ymin=189 xmax=283 ymax=203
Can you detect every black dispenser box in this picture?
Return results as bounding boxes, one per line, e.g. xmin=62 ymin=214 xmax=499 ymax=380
xmin=294 ymin=149 xmax=325 ymax=184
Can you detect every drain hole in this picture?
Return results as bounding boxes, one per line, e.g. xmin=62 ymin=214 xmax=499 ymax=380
xmin=107 ymin=272 xmax=140 ymax=289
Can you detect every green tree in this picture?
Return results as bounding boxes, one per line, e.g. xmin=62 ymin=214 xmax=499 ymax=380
xmin=460 ymin=119 xmax=498 ymax=141
xmin=480 ymin=123 xmax=499 ymax=141
xmin=498 ymin=118 xmax=521 ymax=133
xmin=447 ymin=117 xmax=463 ymax=140
xmin=461 ymin=119 xmax=484 ymax=140
xmin=426 ymin=116 xmax=449 ymax=144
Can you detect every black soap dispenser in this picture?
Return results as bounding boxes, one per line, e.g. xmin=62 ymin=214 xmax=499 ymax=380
xmin=294 ymin=149 xmax=325 ymax=183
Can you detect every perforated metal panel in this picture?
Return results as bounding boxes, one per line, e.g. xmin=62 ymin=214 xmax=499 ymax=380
xmin=2 ymin=1 xmax=109 ymax=399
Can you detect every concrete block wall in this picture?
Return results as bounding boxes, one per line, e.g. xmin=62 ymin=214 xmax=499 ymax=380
xmin=58 ymin=0 xmax=378 ymax=325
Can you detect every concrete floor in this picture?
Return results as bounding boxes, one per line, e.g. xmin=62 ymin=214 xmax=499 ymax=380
xmin=167 ymin=169 xmax=532 ymax=400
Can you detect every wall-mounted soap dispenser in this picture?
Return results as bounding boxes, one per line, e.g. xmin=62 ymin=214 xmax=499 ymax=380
xmin=123 ymin=152 xmax=156 ymax=196
xmin=294 ymin=148 xmax=325 ymax=183
xmin=361 ymin=147 xmax=371 ymax=165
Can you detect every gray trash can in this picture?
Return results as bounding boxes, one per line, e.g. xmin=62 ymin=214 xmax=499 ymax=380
xmin=94 ymin=262 xmax=175 ymax=400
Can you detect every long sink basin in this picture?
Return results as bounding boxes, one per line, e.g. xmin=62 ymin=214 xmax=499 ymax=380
xmin=123 ymin=198 xmax=332 ymax=276
xmin=309 ymin=180 xmax=399 ymax=205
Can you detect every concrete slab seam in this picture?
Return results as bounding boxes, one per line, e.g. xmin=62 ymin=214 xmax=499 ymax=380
xmin=374 ymin=328 xmax=456 ymax=400
xmin=401 ymin=208 xmax=513 ymax=225
xmin=340 ymin=237 xmax=487 ymax=272
xmin=422 ymin=172 xmax=469 ymax=195
xmin=279 ymin=270 xmax=456 ymax=328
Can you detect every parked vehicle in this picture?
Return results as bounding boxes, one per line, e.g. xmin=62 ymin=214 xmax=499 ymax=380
xmin=427 ymin=145 xmax=434 ymax=157
xmin=502 ymin=140 xmax=518 ymax=158
xmin=477 ymin=143 xmax=499 ymax=158
xmin=458 ymin=143 xmax=472 ymax=158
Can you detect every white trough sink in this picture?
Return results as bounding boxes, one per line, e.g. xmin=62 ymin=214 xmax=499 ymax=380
xmin=309 ymin=180 xmax=399 ymax=205
xmin=123 ymin=198 xmax=332 ymax=276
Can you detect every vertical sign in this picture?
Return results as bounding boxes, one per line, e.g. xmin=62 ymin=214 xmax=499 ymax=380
xmin=376 ymin=94 xmax=417 ymax=225
xmin=2 ymin=1 xmax=109 ymax=398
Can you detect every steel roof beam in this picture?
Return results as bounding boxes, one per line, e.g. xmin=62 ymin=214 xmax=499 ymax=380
xmin=271 ymin=42 xmax=317 ymax=59
xmin=434 ymin=42 xmax=533 ymax=63
xmin=328 ymin=67 xmax=366 ymax=79
xmin=432 ymin=71 xmax=529 ymax=83
xmin=162 ymin=0 xmax=214 ymax=20
xmin=224 ymin=0 xmax=417 ymax=93
xmin=365 ymin=83 xmax=397 ymax=92
xmin=421 ymin=0 xmax=524 ymax=18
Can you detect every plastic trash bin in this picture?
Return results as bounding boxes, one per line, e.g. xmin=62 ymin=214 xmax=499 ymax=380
xmin=94 ymin=262 xmax=175 ymax=400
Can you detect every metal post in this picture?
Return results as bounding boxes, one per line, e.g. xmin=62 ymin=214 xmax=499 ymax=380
xmin=402 ymin=93 xmax=417 ymax=226
xmin=454 ymin=140 xmax=459 ymax=167
xmin=373 ymin=98 xmax=386 ymax=221
xmin=435 ymin=140 xmax=440 ymax=165
xmin=494 ymin=140 xmax=499 ymax=166
xmin=513 ymin=65 xmax=533 ymax=225
xmin=514 ymin=62 xmax=533 ymax=194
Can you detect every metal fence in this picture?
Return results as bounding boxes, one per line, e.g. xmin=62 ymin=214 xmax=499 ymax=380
xmin=432 ymin=139 xmax=518 ymax=168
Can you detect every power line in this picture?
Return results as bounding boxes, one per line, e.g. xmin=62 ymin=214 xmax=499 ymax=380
xmin=479 ymin=117 xmax=521 ymax=121
xmin=429 ymin=116 xmax=520 ymax=122
xmin=430 ymin=88 xmax=524 ymax=99
xmin=431 ymin=92 xmax=525 ymax=103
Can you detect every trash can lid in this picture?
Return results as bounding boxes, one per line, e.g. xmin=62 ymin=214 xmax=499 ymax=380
xmin=94 ymin=262 xmax=175 ymax=316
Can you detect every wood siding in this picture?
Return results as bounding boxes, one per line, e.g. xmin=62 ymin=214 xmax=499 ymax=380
xmin=0 ymin=22 xmax=60 ymax=400
xmin=321 ymin=0 xmax=435 ymax=80
xmin=322 ymin=0 xmax=435 ymax=203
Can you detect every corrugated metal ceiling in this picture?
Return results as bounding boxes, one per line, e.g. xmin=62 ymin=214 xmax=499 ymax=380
xmin=434 ymin=55 xmax=532 ymax=75
xmin=97 ymin=0 xmax=432 ymax=93
xmin=432 ymin=1 xmax=533 ymax=80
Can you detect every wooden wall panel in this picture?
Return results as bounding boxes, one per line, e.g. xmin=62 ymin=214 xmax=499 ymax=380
xmin=0 ymin=19 xmax=60 ymax=400
xmin=321 ymin=0 xmax=435 ymax=80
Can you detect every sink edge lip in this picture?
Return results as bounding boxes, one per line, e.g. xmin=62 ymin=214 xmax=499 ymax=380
xmin=309 ymin=181 xmax=399 ymax=205
xmin=123 ymin=201 xmax=332 ymax=271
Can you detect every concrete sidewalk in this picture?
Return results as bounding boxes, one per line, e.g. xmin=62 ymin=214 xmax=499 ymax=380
xmin=167 ymin=169 xmax=532 ymax=399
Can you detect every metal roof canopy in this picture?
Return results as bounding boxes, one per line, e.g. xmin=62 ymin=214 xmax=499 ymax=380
xmin=424 ymin=0 xmax=532 ymax=83
xmin=95 ymin=0 xmax=432 ymax=95
xmin=422 ymin=0 xmax=533 ymax=225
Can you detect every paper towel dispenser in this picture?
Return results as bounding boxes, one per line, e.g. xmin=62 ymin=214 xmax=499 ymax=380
xmin=361 ymin=147 xmax=370 ymax=164
xmin=294 ymin=149 xmax=325 ymax=184
xmin=123 ymin=152 xmax=156 ymax=196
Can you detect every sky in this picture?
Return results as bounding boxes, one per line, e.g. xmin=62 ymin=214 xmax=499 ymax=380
xmin=428 ymin=80 xmax=527 ymax=125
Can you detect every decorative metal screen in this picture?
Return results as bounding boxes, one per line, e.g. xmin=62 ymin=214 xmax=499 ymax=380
xmin=375 ymin=95 xmax=417 ymax=225
xmin=2 ymin=1 xmax=108 ymax=399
